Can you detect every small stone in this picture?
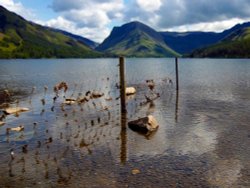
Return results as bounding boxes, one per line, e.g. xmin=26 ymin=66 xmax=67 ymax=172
xmin=4 ymin=107 xmax=29 ymax=115
xmin=22 ymin=145 xmax=28 ymax=153
xmin=126 ymin=87 xmax=136 ymax=95
xmin=10 ymin=149 xmax=14 ymax=160
xmin=105 ymin=97 xmax=112 ymax=101
xmin=41 ymin=98 xmax=45 ymax=105
xmin=91 ymin=91 xmax=104 ymax=98
xmin=78 ymin=97 xmax=88 ymax=103
xmin=146 ymin=79 xmax=155 ymax=90
xmin=63 ymin=98 xmax=76 ymax=105
xmin=6 ymin=125 xmax=24 ymax=132
xmin=0 ymin=121 xmax=5 ymax=126
xmin=132 ymin=169 xmax=140 ymax=175
xmin=65 ymin=98 xmax=76 ymax=102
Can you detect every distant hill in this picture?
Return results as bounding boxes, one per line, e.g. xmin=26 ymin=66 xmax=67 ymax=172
xmin=96 ymin=20 xmax=250 ymax=58
xmin=161 ymin=22 xmax=250 ymax=56
xmin=96 ymin=21 xmax=180 ymax=57
xmin=160 ymin=31 xmax=221 ymax=55
xmin=189 ymin=27 xmax=250 ymax=58
xmin=55 ymin=29 xmax=99 ymax=49
xmin=220 ymin=22 xmax=250 ymax=39
xmin=0 ymin=5 xmax=101 ymax=58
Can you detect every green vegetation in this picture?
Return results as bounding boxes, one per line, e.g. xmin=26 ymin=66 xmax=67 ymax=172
xmin=97 ymin=21 xmax=180 ymax=57
xmin=190 ymin=27 xmax=250 ymax=58
xmin=2 ymin=5 xmax=250 ymax=59
xmin=0 ymin=6 xmax=101 ymax=58
xmin=104 ymin=30 xmax=179 ymax=57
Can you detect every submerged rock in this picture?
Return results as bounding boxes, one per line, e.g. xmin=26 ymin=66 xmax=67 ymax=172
xmin=63 ymin=98 xmax=77 ymax=105
xmin=54 ymin=82 xmax=68 ymax=94
xmin=128 ymin=115 xmax=159 ymax=133
xmin=146 ymin=79 xmax=155 ymax=90
xmin=105 ymin=97 xmax=112 ymax=101
xmin=78 ymin=96 xmax=89 ymax=103
xmin=0 ymin=90 xmax=11 ymax=103
xmin=91 ymin=91 xmax=104 ymax=98
xmin=132 ymin=169 xmax=140 ymax=175
xmin=126 ymin=87 xmax=136 ymax=95
xmin=6 ymin=125 xmax=24 ymax=133
xmin=4 ymin=107 xmax=29 ymax=115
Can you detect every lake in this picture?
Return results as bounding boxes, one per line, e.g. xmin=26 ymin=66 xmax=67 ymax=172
xmin=0 ymin=58 xmax=250 ymax=187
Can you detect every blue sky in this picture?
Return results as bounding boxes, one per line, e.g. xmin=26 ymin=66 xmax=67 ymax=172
xmin=18 ymin=0 xmax=57 ymax=20
xmin=1 ymin=0 xmax=250 ymax=42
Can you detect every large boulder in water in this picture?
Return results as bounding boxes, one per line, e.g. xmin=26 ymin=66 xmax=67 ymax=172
xmin=128 ymin=115 xmax=159 ymax=133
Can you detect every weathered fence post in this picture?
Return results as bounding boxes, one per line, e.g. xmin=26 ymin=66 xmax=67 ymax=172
xmin=119 ymin=56 xmax=126 ymax=113
xmin=175 ymin=57 xmax=179 ymax=91
xmin=119 ymin=56 xmax=127 ymax=164
xmin=175 ymin=57 xmax=179 ymax=122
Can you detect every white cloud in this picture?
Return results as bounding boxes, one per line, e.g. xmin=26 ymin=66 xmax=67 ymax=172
xmin=41 ymin=16 xmax=110 ymax=43
xmin=76 ymin=27 xmax=111 ymax=43
xmin=51 ymin=0 xmax=124 ymax=25
xmin=166 ymin=18 xmax=250 ymax=33
xmin=155 ymin=0 xmax=250 ymax=28
xmin=45 ymin=16 xmax=75 ymax=31
xmin=121 ymin=0 xmax=250 ymax=36
xmin=64 ymin=9 xmax=110 ymax=28
xmin=47 ymin=0 xmax=124 ymax=42
xmin=0 ymin=0 xmax=35 ymax=20
xmin=136 ymin=0 xmax=162 ymax=12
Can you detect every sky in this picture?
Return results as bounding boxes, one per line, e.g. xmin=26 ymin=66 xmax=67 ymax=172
xmin=1 ymin=0 xmax=250 ymax=43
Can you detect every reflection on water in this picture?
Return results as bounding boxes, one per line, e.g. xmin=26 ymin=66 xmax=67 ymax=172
xmin=175 ymin=90 xmax=179 ymax=122
xmin=120 ymin=112 xmax=127 ymax=165
xmin=0 ymin=58 xmax=250 ymax=187
xmin=174 ymin=120 xmax=217 ymax=155
xmin=207 ymin=159 xmax=243 ymax=188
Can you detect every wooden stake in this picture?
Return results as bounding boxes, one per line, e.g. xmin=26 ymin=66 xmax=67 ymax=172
xmin=175 ymin=57 xmax=179 ymax=91
xmin=119 ymin=57 xmax=126 ymax=113
xmin=119 ymin=57 xmax=127 ymax=164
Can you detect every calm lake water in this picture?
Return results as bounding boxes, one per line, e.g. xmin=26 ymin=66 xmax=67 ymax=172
xmin=0 ymin=58 xmax=250 ymax=187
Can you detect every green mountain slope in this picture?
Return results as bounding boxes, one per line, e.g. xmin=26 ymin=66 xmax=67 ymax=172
xmin=160 ymin=31 xmax=221 ymax=55
xmin=56 ymin=29 xmax=99 ymax=49
xmin=189 ymin=27 xmax=250 ymax=58
xmin=0 ymin=6 xmax=101 ymax=58
xmin=96 ymin=21 xmax=180 ymax=57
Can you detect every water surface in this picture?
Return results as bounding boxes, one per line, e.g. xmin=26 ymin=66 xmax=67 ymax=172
xmin=0 ymin=58 xmax=249 ymax=187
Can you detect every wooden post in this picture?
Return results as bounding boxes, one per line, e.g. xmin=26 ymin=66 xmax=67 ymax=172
xmin=175 ymin=57 xmax=179 ymax=91
xmin=119 ymin=56 xmax=127 ymax=164
xmin=119 ymin=57 xmax=126 ymax=113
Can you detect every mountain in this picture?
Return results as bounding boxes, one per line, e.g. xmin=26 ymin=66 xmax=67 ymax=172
xmin=96 ymin=21 xmax=180 ymax=57
xmin=219 ymin=22 xmax=250 ymax=39
xmin=0 ymin=5 xmax=101 ymax=58
xmin=2 ymin=4 xmax=250 ymax=59
xmin=160 ymin=31 xmax=221 ymax=55
xmin=55 ymin=29 xmax=99 ymax=49
xmin=161 ymin=22 xmax=250 ymax=56
xmin=189 ymin=27 xmax=250 ymax=58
